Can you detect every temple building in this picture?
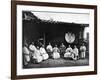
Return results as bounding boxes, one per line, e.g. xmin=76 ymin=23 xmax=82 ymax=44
xmin=22 ymin=11 xmax=89 ymax=49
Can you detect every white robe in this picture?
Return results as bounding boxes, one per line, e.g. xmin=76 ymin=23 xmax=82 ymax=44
xmin=23 ymin=46 xmax=30 ymax=65
xmin=29 ymin=44 xmax=37 ymax=51
xmin=29 ymin=44 xmax=37 ymax=57
xmin=29 ymin=44 xmax=43 ymax=63
xmin=72 ymin=48 xmax=79 ymax=60
xmin=73 ymin=48 xmax=79 ymax=56
xmin=64 ymin=47 xmax=73 ymax=58
xmin=46 ymin=45 xmax=53 ymax=52
xmin=40 ymin=47 xmax=49 ymax=60
xmin=52 ymin=47 xmax=60 ymax=59
xmin=33 ymin=49 xmax=43 ymax=63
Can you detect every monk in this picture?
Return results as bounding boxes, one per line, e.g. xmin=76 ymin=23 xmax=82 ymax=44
xmin=59 ymin=43 xmax=66 ymax=57
xmin=46 ymin=43 xmax=53 ymax=58
xmin=40 ymin=45 xmax=49 ymax=60
xmin=73 ymin=45 xmax=79 ymax=60
xmin=52 ymin=45 xmax=60 ymax=59
xmin=64 ymin=45 xmax=74 ymax=59
xmin=23 ymin=43 xmax=30 ymax=66
xmin=80 ymin=44 xmax=86 ymax=59
xmin=32 ymin=46 xmax=43 ymax=63
xmin=29 ymin=42 xmax=37 ymax=58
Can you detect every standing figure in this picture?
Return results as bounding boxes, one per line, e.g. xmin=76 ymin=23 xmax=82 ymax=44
xmin=73 ymin=45 xmax=79 ymax=60
xmin=52 ymin=45 xmax=60 ymax=59
xmin=23 ymin=42 xmax=30 ymax=66
xmin=40 ymin=45 xmax=49 ymax=60
xmin=59 ymin=43 xmax=66 ymax=57
xmin=80 ymin=44 xmax=86 ymax=59
xmin=64 ymin=45 xmax=74 ymax=59
xmin=46 ymin=43 xmax=53 ymax=58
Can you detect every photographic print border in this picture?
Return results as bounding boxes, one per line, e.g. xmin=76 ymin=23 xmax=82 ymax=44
xmin=11 ymin=1 xmax=97 ymax=80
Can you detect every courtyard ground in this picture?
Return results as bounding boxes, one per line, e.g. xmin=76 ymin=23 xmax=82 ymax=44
xmin=24 ymin=58 xmax=89 ymax=69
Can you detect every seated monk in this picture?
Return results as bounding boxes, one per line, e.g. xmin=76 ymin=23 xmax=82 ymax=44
xmin=29 ymin=42 xmax=37 ymax=58
xmin=52 ymin=45 xmax=60 ymax=59
xmin=46 ymin=43 xmax=53 ymax=58
xmin=40 ymin=45 xmax=49 ymax=60
xmin=23 ymin=43 xmax=30 ymax=66
xmin=32 ymin=46 xmax=43 ymax=63
xmin=73 ymin=45 xmax=79 ymax=60
xmin=64 ymin=45 xmax=74 ymax=59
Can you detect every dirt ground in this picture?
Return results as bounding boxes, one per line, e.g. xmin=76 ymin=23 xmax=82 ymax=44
xmin=23 ymin=58 xmax=89 ymax=69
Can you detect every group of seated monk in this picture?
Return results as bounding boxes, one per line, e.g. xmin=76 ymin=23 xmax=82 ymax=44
xmin=23 ymin=42 xmax=86 ymax=66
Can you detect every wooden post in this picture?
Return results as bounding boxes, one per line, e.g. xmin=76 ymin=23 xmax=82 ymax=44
xmin=43 ymin=33 xmax=45 ymax=48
